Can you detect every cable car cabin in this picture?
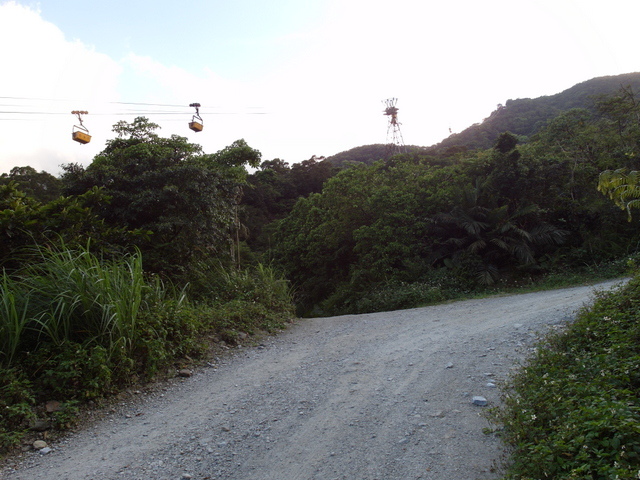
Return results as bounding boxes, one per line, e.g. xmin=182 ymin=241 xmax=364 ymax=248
xmin=72 ymin=130 xmax=91 ymax=144
xmin=189 ymin=103 xmax=203 ymax=132
xmin=71 ymin=110 xmax=91 ymax=144
xmin=189 ymin=120 xmax=203 ymax=132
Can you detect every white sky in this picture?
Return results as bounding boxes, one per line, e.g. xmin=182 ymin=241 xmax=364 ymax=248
xmin=0 ymin=0 xmax=638 ymax=175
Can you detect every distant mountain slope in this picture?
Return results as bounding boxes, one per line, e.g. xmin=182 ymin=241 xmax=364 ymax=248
xmin=326 ymin=72 xmax=640 ymax=166
xmin=325 ymin=144 xmax=430 ymax=168
xmin=434 ymin=72 xmax=640 ymax=152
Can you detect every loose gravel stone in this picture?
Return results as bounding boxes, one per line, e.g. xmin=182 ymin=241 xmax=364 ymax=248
xmin=472 ymin=396 xmax=488 ymax=406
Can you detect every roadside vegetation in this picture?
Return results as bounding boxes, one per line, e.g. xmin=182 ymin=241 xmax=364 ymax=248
xmin=495 ymin=272 xmax=640 ymax=479
xmin=0 ymin=118 xmax=295 ymax=454
xmin=0 ymin=243 xmax=293 ymax=452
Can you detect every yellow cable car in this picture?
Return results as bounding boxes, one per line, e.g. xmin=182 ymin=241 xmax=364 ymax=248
xmin=71 ymin=110 xmax=91 ymax=144
xmin=189 ymin=102 xmax=203 ymax=132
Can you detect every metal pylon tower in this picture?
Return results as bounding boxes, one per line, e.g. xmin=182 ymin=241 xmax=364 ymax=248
xmin=383 ymin=98 xmax=405 ymax=157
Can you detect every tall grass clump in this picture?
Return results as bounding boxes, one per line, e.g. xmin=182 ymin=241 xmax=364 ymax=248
xmin=0 ymin=245 xmax=296 ymax=454
xmin=211 ymin=263 xmax=295 ymax=334
xmin=0 ymin=273 xmax=31 ymax=367
xmin=185 ymin=260 xmax=295 ymax=337
xmin=20 ymin=244 xmax=147 ymax=357
xmin=496 ymin=277 xmax=640 ymax=479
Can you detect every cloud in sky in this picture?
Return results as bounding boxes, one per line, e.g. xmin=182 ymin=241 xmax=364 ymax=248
xmin=0 ymin=2 xmax=122 ymax=173
xmin=1 ymin=0 xmax=639 ymax=175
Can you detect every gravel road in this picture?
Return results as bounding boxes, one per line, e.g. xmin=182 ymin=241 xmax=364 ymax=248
xmin=1 ymin=279 xmax=626 ymax=480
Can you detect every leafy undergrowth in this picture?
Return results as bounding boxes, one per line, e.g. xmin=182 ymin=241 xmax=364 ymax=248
xmin=496 ymin=275 xmax=640 ymax=479
xmin=317 ymin=257 xmax=630 ymax=316
xmin=0 ymin=246 xmax=295 ymax=455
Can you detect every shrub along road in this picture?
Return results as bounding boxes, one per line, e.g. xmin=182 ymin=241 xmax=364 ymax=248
xmin=1 ymin=279 xmax=625 ymax=480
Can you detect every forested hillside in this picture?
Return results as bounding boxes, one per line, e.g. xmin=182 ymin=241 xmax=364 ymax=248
xmin=324 ymin=144 xmax=432 ymax=168
xmin=3 ymin=74 xmax=640 ymax=455
xmin=0 ymin=119 xmax=295 ymax=452
xmin=244 ymin=80 xmax=640 ymax=315
xmin=324 ymin=72 xmax=640 ymax=167
xmin=435 ymin=71 xmax=640 ymax=151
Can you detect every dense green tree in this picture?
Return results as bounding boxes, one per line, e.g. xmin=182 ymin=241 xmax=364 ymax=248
xmin=484 ymin=132 xmax=527 ymax=205
xmin=61 ymin=117 xmax=260 ymax=276
xmin=289 ymin=156 xmax=336 ymax=197
xmin=431 ymin=181 xmax=567 ymax=284
xmin=240 ymin=156 xmax=337 ymax=252
xmin=272 ymin=159 xmax=461 ymax=312
xmin=0 ymin=183 xmax=137 ymax=270
xmin=0 ymin=166 xmax=61 ymax=203
xmin=521 ymin=96 xmax=640 ymax=260
xmin=594 ymin=85 xmax=640 ymax=169
xmin=533 ymin=109 xmax=607 ymax=199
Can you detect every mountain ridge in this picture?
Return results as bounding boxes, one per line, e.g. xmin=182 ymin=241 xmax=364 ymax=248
xmin=325 ymin=72 xmax=640 ymax=167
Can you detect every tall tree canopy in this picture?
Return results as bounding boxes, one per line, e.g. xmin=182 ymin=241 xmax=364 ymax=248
xmin=240 ymin=156 xmax=337 ymax=251
xmin=61 ymin=117 xmax=261 ymax=276
xmin=0 ymin=166 xmax=61 ymax=203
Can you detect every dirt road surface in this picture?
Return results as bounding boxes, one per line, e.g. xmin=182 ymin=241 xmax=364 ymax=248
xmin=2 ymin=280 xmax=625 ymax=480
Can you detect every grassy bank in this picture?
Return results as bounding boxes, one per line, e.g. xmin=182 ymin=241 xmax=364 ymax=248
xmin=0 ymin=245 xmax=294 ymax=453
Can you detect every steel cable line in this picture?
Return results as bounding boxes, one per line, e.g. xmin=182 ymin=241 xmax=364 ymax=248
xmin=0 ymin=96 xmax=269 ymax=133
xmin=0 ymin=96 xmax=267 ymax=111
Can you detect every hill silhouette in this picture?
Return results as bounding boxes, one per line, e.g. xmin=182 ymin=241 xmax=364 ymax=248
xmin=326 ymin=72 xmax=640 ymax=166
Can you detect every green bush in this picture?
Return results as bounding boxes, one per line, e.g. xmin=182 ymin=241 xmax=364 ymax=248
xmin=328 ymin=281 xmax=445 ymax=315
xmin=0 ymin=368 xmax=35 ymax=451
xmin=183 ymin=261 xmax=295 ymax=333
xmin=134 ymin=299 xmax=208 ymax=376
xmin=0 ymin=247 xmax=296 ymax=455
xmin=497 ymin=277 xmax=640 ymax=479
xmin=23 ymin=343 xmax=114 ymax=400
xmin=317 ymin=267 xmax=479 ymax=316
xmin=209 ymin=298 xmax=287 ymax=334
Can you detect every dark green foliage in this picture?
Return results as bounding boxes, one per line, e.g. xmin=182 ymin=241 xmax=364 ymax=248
xmin=431 ymin=179 xmax=567 ymax=284
xmin=132 ymin=298 xmax=208 ymax=377
xmin=0 ymin=183 xmax=140 ymax=271
xmin=0 ymin=167 xmax=61 ymax=203
xmin=273 ymin=142 xmax=575 ymax=313
xmin=0 ymin=245 xmax=294 ymax=454
xmin=23 ymin=344 xmax=114 ymax=400
xmin=240 ymin=156 xmax=337 ymax=252
xmin=0 ymin=167 xmax=62 ymax=203
xmin=61 ymin=118 xmax=259 ymax=277
xmin=497 ymin=277 xmax=640 ymax=479
xmin=272 ymin=159 xmax=462 ymax=314
xmin=594 ymin=85 xmax=640 ymax=169
xmin=319 ymin=269 xmax=476 ymax=315
xmin=0 ymin=369 xmax=35 ymax=451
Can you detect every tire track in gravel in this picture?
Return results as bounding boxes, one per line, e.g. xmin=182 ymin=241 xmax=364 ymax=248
xmin=2 ymin=279 xmax=626 ymax=480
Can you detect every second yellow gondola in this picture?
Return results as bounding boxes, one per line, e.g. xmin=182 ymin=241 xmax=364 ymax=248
xmin=189 ymin=102 xmax=203 ymax=132
xmin=71 ymin=110 xmax=91 ymax=144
